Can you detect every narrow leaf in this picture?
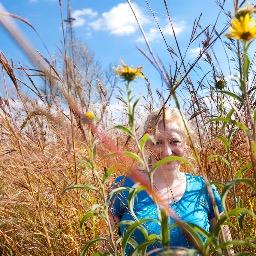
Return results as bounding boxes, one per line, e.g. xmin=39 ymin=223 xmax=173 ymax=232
xmin=139 ymin=133 xmax=152 ymax=151
xmin=207 ymin=154 xmax=231 ymax=168
xmin=80 ymin=237 xmax=108 ymax=256
xmin=235 ymin=162 xmax=252 ymax=178
xmin=153 ymin=156 xmax=192 ymax=171
xmin=125 ymin=151 xmax=144 ymax=165
xmin=128 ymin=185 xmax=146 ymax=220
xmin=121 ymin=219 xmax=154 ymax=253
xmin=80 ymin=211 xmax=95 ymax=228
xmin=114 ymin=125 xmax=133 ymax=136
xmin=216 ymin=90 xmax=242 ymax=101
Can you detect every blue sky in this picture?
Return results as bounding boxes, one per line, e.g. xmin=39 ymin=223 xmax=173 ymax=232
xmin=0 ymin=0 xmax=234 ymax=100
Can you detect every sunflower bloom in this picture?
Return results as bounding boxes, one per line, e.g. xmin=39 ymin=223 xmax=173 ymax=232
xmin=226 ymin=12 xmax=256 ymax=41
xmin=85 ymin=111 xmax=95 ymax=120
xmin=115 ymin=64 xmax=145 ymax=82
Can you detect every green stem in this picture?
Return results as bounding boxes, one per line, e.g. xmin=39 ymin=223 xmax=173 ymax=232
xmin=126 ymin=81 xmax=154 ymax=187
xmin=88 ymin=133 xmax=118 ymax=255
xmin=242 ymin=41 xmax=256 ymax=179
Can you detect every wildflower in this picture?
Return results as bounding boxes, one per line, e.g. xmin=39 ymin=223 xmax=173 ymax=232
xmin=235 ymin=5 xmax=256 ymax=20
xmin=115 ymin=63 xmax=145 ymax=82
xmin=215 ymin=78 xmax=226 ymax=90
xmin=85 ymin=111 xmax=95 ymax=120
xmin=226 ymin=11 xmax=256 ymax=41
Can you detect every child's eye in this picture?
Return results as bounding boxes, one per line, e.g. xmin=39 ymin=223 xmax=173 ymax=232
xmin=155 ymin=140 xmax=162 ymax=145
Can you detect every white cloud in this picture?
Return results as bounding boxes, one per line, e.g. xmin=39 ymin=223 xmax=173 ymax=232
xmin=137 ymin=21 xmax=185 ymax=42
xmin=89 ymin=2 xmax=148 ymax=36
xmin=72 ymin=8 xmax=98 ymax=28
xmin=189 ymin=47 xmax=202 ymax=58
xmin=68 ymin=3 xmax=185 ymax=42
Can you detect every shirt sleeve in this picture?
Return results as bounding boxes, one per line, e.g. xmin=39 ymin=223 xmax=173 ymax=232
xmin=207 ymin=184 xmax=224 ymax=219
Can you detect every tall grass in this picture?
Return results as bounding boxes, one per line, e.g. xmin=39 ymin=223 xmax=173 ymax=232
xmin=0 ymin=0 xmax=255 ymax=255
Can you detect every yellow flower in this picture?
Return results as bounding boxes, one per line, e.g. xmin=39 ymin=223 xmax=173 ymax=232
xmin=115 ymin=64 xmax=145 ymax=82
xmin=84 ymin=111 xmax=95 ymax=120
xmin=226 ymin=12 xmax=256 ymax=41
xmin=235 ymin=5 xmax=256 ymax=20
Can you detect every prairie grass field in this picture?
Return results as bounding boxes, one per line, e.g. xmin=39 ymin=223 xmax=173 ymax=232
xmin=0 ymin=0 xmax=256 ymax=255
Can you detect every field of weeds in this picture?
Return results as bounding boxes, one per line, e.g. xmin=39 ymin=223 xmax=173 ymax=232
xmin=0 ymin=0 xmax=256 ymax=255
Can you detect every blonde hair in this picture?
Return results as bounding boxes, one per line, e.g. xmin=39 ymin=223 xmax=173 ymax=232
xmin=144 ymin=108 xmax=188 ymax=140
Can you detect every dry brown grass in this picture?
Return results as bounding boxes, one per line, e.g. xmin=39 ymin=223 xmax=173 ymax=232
xmin=0 ymin=103 xmax=85 ymax=255
xmin=0 ymin=1 xmax=256 ymax=254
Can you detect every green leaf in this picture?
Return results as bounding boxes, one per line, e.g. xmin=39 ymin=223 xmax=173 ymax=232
xmin=209 ymin=117 xmax=249 ymax=133
xmin=244 ymin=51 xmax=250 ymax=81
xmin=126 ymin=237 xmax=139 ymax=251
xmin=226 ymin=108 xmax=235 ymax=119
xmin=131 ymin=235 xmax=160 ymax=255
xmin=221 ymin=179 xmax=255 ymax=211
xmin=80 ymin=211 xmax=95 ymax=228
xmin=80 ymin=237 xmax=108 ymax=256
xmin=176 ymin=222 xmax=204 ymax=253
xmin=92 ymin=142 xmax=97 ymax=160
xmin=114 ymin=125 xmax=133 ymax=136
xmin=212 ymin=207 xmax=256 ymax=237
xmin=125 ymin=151 xmax=144 ymax=166
xmin=217 ymin=136 xmax=230 ymax=152
xmin=121 ymin=219 xmax=154 ymax=253
xmin=102 ymin=166 xmax=114 ymax=183
xmin=153 ymin=156 xmax=192 ymax=171
xmin=128 ymin=113 xmax=134 ymax=128
xmin=237 ymin=211 xmax=246 ymax=229
xmin=79 ymin=159 xmax=94 ymax=170
xmin=209 ymin=116 xmax=231 ymax=124
xmin=215 ymin=90 xmax=242 ymax=101
xmin=63 ymin=184 xmax=97 ymax=194
xmin=107 ymin=186 xmax=131 ymax=205
xmin=235 ymin=162 xmax=252 ymax=178
xmin=233 ymin=121 xmax=249 ymax=133
xmin=133 ymin=97 xmax=140 ymax=108
xmin=139 ymin=133 xmax=152 ymax=151
xmin=217 ymin=239 xmax=256 ymax=250
xmin=207 ymin=154 xmax=231 ymax=168
xmin=252 ymin=141 xmax=256 ymax=156
xmin=132 ymin=98 xmax=140 ymax=117
xmin=128 ymin=185 xmax=146 ymax=220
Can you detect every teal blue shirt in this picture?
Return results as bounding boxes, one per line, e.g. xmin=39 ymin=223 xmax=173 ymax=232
xmin=110 ymin=173 xmax=223 ymax=255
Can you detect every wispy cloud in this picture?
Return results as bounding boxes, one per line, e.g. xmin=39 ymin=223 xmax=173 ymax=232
xmin=137 ymin=21 xmax=185 ymax=42
xmin=72 ymin=8 xmax=98 ymax=28
xmin=89 ymin=2 xmax=148 ymax=36
xmin=71 ymin=3 xmax=185 ymax=42
xmin=189 ymin=47 xmax=208 ymax=59
xmin=189 ymin=47 xmax=202 ymax=57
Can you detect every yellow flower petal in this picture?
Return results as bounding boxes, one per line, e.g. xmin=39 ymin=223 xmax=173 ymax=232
xmin=226 ymin=9 xmax=256 ymax=41
xmin=114 ymin=63 xmax=145 ymax=82
xmin=85 ymin=111 xmax=96 ymax=120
